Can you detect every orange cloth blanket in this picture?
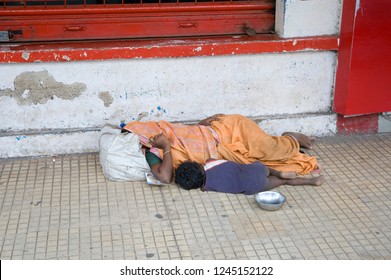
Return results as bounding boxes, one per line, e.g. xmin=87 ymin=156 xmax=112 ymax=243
xmin=124 ymin=114 xmax=318 ymax=174
xmin=210 ymin=114 xmax=318 ymax=174
xmin=123 ymin=120 xmax=218 ymax=168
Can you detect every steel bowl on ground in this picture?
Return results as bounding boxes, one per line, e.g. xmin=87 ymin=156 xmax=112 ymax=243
xmin=254 ymin=191 xmax=286 ymax=211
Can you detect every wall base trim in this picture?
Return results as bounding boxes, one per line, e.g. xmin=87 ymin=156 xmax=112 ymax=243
xmin=1 ymin=35 xmax=339 ymax=63
xmin=0 ymin=113 xmax=337 ymax=158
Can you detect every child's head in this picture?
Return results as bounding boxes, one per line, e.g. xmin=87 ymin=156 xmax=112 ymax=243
xmin=175 ymin=161 xmax=205 ymax=190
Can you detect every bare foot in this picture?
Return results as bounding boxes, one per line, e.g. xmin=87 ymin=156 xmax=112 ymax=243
xmin=311 ymin=175 xmax=325 ymax=186
xmin=283 ymin=132 xmax=315 ymax=150
xmin=279 ymin=171 xmax=298 ymax=179
xmin=311 ymin=163 xmax=323 ymax=174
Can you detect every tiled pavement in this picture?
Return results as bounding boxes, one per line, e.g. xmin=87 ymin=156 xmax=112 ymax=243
xmin=0 ymin=133 xmax=390 ymax=260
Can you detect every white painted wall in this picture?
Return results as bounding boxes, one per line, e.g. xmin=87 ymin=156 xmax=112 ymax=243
xmin=276 ymin=0 xmax=342 ymax=37
xmin=0 ymin=1 xmax=342 ymax=158
xmin=1 ymin=52 xmax=336 ymax=129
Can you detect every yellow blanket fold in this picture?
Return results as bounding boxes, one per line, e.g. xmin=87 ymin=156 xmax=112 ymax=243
xmin=211 ymin=114 xmax=318 ymax=174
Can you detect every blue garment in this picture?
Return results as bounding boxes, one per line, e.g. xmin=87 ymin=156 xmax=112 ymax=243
xmin=205 ymin=161 xmax=269 ymax=195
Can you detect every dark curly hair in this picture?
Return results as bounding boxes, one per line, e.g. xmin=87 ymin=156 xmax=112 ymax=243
xmin=175 ymin=161 xmax=205 ymax=190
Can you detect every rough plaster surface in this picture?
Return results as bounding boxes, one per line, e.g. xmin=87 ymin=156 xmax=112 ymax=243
xmin=0 ymin=51 xmax=336 ymax=131
xmin=0 ymin=131 xmax=100 ymax=158
xmin=379 ymin=114 xmax=391 ymax=133
xmin=260 ymin=114 xmax=337 ymax=137
xmin=276 ymin=0 xmax=342 ymax=37
xmin=98 ymin=91 xmax=114 ymax=107
xmin=0 ymin=70 xmax=86 ymax=105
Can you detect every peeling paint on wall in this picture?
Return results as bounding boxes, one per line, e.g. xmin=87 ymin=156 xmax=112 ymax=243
xmin=0 ymin=70 xmax=86 ymax=105
xmin=98 ymin=91 xmax=113 ymax=107
xmin=137 ymin=112 xmax=149 ymax=120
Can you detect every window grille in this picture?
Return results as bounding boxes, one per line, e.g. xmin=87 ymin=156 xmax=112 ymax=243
xmin=0 ymin=0 xmax=275 ymax=42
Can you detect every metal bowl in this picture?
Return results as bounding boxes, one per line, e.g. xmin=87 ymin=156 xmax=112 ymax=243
xmin=254 ymin=191 xmax=286 ymax=211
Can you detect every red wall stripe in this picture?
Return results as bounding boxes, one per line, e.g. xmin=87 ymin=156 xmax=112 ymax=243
xmin=1 ymin=35 xmax=338 ymax=63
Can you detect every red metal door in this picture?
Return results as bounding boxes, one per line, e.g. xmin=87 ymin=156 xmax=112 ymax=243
xmin=0 ymin=1 xmax=275 ymax=42
xmin=334 ymin=0 xmax=391 ymax=115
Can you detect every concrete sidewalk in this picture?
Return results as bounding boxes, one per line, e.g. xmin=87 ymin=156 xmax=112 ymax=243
xmin=0 ymin=133 xmax=390 ymax=260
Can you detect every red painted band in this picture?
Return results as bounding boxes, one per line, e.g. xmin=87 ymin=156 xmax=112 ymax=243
xmin=1 ymin=35 xmax=338 ymax=63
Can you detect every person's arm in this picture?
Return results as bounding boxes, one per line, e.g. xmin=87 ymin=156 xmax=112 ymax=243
xmin=149 ymin=133 xmax=173 ymax=184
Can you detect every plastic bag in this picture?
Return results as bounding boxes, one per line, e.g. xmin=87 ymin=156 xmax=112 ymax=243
xmin=99 ymin=126 xmax=151 ymax=181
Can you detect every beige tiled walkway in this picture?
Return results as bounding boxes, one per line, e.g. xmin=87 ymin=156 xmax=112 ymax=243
xmin=1 ymin=133 xmax=390 ymax=260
